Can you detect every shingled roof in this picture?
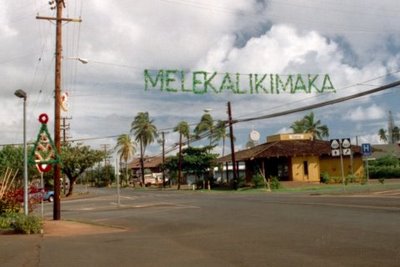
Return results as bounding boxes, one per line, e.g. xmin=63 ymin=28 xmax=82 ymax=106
xmin=217 ymin=139 xmax=361 ymax=163
xmin=128 ymin=156 xmax=163 ymax=169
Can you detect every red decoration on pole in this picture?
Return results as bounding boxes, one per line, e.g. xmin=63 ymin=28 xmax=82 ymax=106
xmin=39 ymin=113 xmax=49 ymax=124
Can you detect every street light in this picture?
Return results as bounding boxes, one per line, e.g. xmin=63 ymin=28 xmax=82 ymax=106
xmin=14 ymin=89 xmax=28 ymax=215
xmin=67 ymin=57 xmax=88 ymax=64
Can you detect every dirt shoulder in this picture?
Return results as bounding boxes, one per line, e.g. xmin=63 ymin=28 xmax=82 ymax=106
xmin=43 ymin=220 xmax=126 ymax=237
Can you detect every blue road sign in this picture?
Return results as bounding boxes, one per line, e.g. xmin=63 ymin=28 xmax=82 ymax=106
xmin=361 ymin=143 xmax=372 ymax=156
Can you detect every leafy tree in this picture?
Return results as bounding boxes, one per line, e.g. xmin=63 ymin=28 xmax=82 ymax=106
xmin=0 ymin=145 xmax=23 ymax=175
xmin=130 ymin=112 xmax=158 ymax=185
xmin=0 ymin=145 xmax=44 ymax=185
xmin=371 ymin=155 xmax=399 ymax=167
xmin=115 ymin=134 xmax=136 ymax=186
xmin=164 ymin=147 xmax=218 ymax=188
xmin=290 ymin=112 xmax=329 ymax=140
xmin=173 ymin=121 xmax=190 ymax=190
xmin=61 ymin=143 xmax=105 ymax=196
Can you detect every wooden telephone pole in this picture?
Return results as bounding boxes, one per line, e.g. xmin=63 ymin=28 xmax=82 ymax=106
xmin=37 ymin=0 xmax=81 ymax=220
xmin=227 ymin=102 xmax=238 ymax=190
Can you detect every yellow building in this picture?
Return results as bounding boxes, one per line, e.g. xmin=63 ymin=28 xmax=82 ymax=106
xmin=218 ymin=133 xmax=364 ymax=182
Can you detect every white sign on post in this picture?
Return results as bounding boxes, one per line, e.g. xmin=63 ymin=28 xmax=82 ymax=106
xmin=341 ymin=138 xmax=352 ymax=156
xmin=330 ymin=139 xmax=341 ymax=156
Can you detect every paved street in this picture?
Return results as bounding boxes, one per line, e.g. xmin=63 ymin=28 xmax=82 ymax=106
xmin=2 ymin=187 xmax=400 ymax=267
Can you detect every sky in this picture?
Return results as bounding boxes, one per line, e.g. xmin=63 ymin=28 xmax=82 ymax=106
xmin=1 ymin=0 xmax=400 ymax=160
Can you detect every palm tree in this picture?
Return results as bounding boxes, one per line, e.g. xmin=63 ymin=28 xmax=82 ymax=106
xmin=378 ymin=128 xmax=388 ymax=143
xmin=213 ymin=120 xmax=228 ymax=156
xmin=194 ymin=112 xmax=214 ymax=146
xmin=131 ymin=112 xmax=158 ymax=185
xmin=115 ymin=134 xmax=136 ymax=186
xmin=290 ymin=112 xmax=329 ymax=140
xmin=174 ymin=121 xmax=190 ymax=190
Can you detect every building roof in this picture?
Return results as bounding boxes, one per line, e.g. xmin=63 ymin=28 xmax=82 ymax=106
xmin=217 ymin=139 xmax=361 ymax=163
xmin=371 ymin=144 xmax=400 ymax=159
xmin=128 ymin=156 xmax=163 ymax=169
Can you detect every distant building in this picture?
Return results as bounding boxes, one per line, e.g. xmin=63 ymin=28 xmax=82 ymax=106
xmin=217 ymin=133 xmax=364 ymax=182
xmin=371 ymin=143 xmax=400 ymax=159
xmin=128 ymin=156 xmax=163 ymax=176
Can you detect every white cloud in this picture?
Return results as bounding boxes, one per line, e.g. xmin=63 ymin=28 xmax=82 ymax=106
xmin=345 ymin=104 xmax=386 ymax=121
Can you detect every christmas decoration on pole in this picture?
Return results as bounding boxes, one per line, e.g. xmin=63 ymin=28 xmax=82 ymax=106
xmin=29 ymin=113 xmax=61 ymax=172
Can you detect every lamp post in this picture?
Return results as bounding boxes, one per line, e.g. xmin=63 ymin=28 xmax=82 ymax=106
xmin=14 ymin=89 xmax=28 ymax=215
xmin=67 ymin=57 xmax=88 ymax=64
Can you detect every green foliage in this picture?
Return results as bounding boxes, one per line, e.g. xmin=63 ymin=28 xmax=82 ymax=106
xmin=165 ymin=147 xmax=218 ymax=179
xmin=345 ymin=174 xmax=356 ymax=185
xmin=0 ymin=145 xmax=43 ymax=184
xmin=0 ymin=212 xmax=21 ymax=229
xmin=369 ymin=155 xmax=400 ymax=179
xmin=371 ymin=155 xmax=399 ymax=167
xmin=11 ymin=214 xmax=43 ymax=234
xmin=0 ymin=145 xmax=23 ymax=176
xmin=84 ymin=164 xmax=115 ymax=187
xmin=369 ymin=167 xmax=400 ymax=179
xmin=252 ymin=174 xmax=265 ymax=188
xmin=290 ymin=112 xmax=329 ymax=140
xmin=130 ymin=112 xmax=158 ymax=184
xmin=270 ymin=176 xmax=281 ymax=189
xmin=0 ymin=197 xmax=21 ymax=215
xmin=0 ymin=213 xmax=42 ymax=234
xmin=61 ymin=143 xmax=105 ymax=195
xmin=115 ymin=134 xmax=136 ymax=185
xmin=320 ymin=172 xmax=330 ymax=184
xmin=194 ymin=113 xmax=215 ymax=145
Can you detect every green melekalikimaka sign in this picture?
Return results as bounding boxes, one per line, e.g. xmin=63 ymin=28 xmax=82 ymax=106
xmin=144 ymin=70 xmax=335 ymax=95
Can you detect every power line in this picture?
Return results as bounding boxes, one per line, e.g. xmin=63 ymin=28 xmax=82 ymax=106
xmin=235 ymin=80 xmax=400 ymax=124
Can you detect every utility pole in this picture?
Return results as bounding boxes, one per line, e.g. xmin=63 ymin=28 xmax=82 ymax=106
xmin=61 ymin=116 xmax=71 ymax=195
xmin=61 ymin=116 xmax=72 ymax=145
xmin=227 ymin=101 xmax=238 ymax=190
xmin=36 ymin=0 xmax=82 ymax=220
xmin=161 ymin=131 xmax=166 ymax=188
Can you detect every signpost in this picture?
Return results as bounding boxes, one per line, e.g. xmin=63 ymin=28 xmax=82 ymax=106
xmin=330 ymin=138 xmax=352 ymax=187
xmin=361 ymin=143 xmax=372 ymax=184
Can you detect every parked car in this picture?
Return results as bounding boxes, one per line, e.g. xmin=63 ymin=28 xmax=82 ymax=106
xmin=18 ymin=187 xmax=55 ymax=203
xmin=43 ymin=190 xmax=54 ymax=202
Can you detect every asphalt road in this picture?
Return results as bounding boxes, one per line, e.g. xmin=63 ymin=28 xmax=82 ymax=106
xmin=2 ymin=187 xmax=400 ymax=267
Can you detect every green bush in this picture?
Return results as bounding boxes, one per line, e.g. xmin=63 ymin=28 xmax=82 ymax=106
xmin=345 ymin=174 xmax=357 ymax=185
xmin=331 ymin=176 xmax=343 ymax=184
xmin=252 ymin=174 xmax=265 ymax=188
xmin=369 ymin=166 xmax=400 ymax=179
xmin=11 ymin=214 xmax=43 ymax=234
xmin=270 ymin=176 xmax=281 ymax=190
xmin=320 ymin=172 xmax=330 ymax=184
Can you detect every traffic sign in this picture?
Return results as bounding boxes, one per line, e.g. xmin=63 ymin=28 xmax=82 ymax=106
xmin=341 ymin=138 xmax=351 ymax=149
xmin=342 ymin=148 xmax=352 ymax=156
xmin=361 ymin=143 xmax=372 ymax=156
xmin=330 ymin=139 xmax=340 ymax=157
xmin=330 ymin=138 xmax=351 ymax=156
